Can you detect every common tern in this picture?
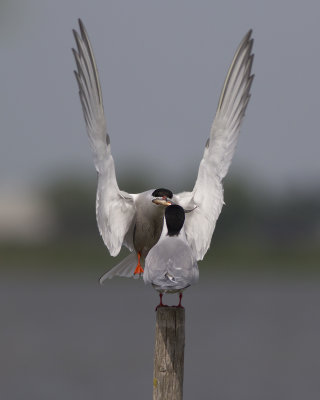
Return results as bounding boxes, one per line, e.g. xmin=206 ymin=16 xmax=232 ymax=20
xmin=144 ymin=205 xmax=199 ymax=308
xmin=72 ymin=19 xmax=254 ymax=282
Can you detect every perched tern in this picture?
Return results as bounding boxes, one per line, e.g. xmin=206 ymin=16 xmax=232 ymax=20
xmin=72 ymin=19 xmax=254 ymax=282
xmin=144 ymin=205 xmax=199 ymax=308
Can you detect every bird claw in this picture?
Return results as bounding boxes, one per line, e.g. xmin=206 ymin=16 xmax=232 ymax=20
xmin=134 ymin=252 xmax=144 ymax=275
xmin=133 ymin=265 xmax=144 ymax=275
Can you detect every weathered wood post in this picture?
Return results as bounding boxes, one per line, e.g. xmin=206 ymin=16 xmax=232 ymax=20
xmin=153 ymin=307 xmax=185 ymax=400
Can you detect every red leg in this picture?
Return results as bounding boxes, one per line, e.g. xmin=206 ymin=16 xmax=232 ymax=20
xmin=155 ymin=293 xmax=168 ymax=311
xmin=175 ymin=293 xmax=184 ymax=308
xmin=134 ymin=252 xmax=144 ymax=275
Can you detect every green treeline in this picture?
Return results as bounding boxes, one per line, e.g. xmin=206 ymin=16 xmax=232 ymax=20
xmin=1 ymin=171 xmax=319 ymax=273
xmin=34 ymin=171 xmax=319 ymax=273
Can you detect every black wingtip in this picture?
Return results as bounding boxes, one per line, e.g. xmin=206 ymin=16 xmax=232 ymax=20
xmin=78 ymin=18 xmax=84 ymax=30
xmin=72 ymin=29 xmax=80 ymax=47
xmin=246 ymin=29 xmax=253 ymax=40
xmin=78 ymin=18 xmax=85 ymax=35
xmin=78 ymin=18 xmax=89 ymax=44
xmin=71 ymin=47 xmax=77 ymax=59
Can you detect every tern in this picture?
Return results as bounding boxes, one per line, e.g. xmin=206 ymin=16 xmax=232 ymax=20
xmin=144 ymin=205 xmax=199 ymax=308
xmin=72 ymin=19 xmax=254 ymax=282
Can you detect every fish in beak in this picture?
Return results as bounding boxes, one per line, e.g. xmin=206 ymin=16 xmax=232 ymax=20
xmin=152 ymin=197 xmax=174 ymax=207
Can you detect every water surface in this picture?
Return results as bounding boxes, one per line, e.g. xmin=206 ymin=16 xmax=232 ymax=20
xmin=1 ymin=272 xmax=319 ymax=399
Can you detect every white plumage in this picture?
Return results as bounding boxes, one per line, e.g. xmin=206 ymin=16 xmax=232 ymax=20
xmin=72 ymin=19 xmax=254 ymax=280
xmin=174 ymin=30 xmax=254 ymax=260
xmin=144 ymin=205 xmax=199 ymax=294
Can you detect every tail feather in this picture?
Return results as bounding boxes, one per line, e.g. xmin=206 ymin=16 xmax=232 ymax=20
xmin=99 ymin=252 xmax=138 ymax=284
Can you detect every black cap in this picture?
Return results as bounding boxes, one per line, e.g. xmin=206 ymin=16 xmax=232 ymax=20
xmin=152 ymin=188 xmax=173 ymax=199
xmin=165 ymin=205 xmax=185 ymax=236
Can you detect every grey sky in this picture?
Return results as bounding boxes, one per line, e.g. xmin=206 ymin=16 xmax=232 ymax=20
xmin=1 ymin=0 xmax=319 ymax=193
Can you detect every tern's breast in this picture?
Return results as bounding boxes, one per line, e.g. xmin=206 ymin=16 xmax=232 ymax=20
xmin=133 ymin=202 xmax=165 ymax=257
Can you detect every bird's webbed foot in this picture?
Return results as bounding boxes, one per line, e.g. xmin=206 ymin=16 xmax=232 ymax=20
xmin=133 ymin=252 xmax=144 ymax=276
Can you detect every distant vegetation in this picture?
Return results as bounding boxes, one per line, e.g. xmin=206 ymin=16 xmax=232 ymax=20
xmin=2 ymin=170 xmax=320 ymax=275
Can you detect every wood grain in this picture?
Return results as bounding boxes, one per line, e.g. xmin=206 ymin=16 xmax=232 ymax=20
xmin=153 ymin=307 xmax=185 ymax=400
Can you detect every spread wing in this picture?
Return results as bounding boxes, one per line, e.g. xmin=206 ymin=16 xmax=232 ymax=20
xmin=175 ymin=30 xmax=254 ymax=260
xmin=72 ymin=19 xmax=135 ymax=256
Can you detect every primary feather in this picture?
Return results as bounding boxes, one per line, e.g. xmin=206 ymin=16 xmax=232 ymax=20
xmin=73 ymin=19 xmax=136 ymax=257
xmin=72 ymin=20 xmax=254 ymax=275
xmin=175 ymin=30 xmax=254 ymax=260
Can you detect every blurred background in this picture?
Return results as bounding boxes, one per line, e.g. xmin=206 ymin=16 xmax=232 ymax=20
xmin=1 ymin=0 xmax=319 ymax=399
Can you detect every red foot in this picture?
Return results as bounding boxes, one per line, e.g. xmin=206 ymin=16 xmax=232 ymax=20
xmin=173 ymin=293 xmax=184 ymax=308
xmin=134 ymin=252 xmax=144 ymax=275
xmin=155 ymin=293 xmax=168 ymax=311
xmin=134 ymin=264 xmax=144 ymax=275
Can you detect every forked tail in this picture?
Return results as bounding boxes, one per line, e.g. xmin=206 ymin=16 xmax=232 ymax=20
xmin=99 ymin=252 xmax=139 ymax=284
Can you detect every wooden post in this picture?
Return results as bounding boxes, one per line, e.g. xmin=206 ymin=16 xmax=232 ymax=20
xmin=153 ymin=307 xmax=185 ymax=400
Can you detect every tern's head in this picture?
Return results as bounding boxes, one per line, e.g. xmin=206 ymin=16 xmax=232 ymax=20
xmin=151 ymin=188 xmax=174 ymax=207
xmin=165 ymin=205 xmax=185 ymax=236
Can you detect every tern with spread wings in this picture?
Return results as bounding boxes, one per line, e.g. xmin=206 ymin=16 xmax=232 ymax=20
xmin=72 ymin=19 xmax=254 ymax=282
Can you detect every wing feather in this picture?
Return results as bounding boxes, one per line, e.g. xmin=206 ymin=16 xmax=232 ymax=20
xmin=175 ymin=30 xmax=254 ymax=260
xmin=72 ymin=19 xmax=135 ymax=256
